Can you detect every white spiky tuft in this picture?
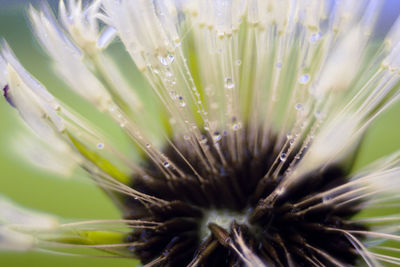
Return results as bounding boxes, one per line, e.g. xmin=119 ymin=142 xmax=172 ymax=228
xmin=0 ymin=0 xmax=399 ymax=265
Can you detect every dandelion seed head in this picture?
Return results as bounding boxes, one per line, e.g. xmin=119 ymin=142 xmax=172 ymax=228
xmin=0 ymin=0 xmax=400 ymax=266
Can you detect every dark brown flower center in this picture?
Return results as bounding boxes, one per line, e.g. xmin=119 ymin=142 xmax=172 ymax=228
xmin=124 ymin=131 xmax=366 ymax=266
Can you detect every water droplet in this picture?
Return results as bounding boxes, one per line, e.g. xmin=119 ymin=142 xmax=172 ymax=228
xmin=108 ymin=105 xmax=115 ymax=112
xmin=145 ymin=143 xmax=151 ymax=148
xmin=169 ymin=91 xmax=177 ymax=100
xmin=178 ymin=96 xmax=186 ymax=107
xmin=163 ymin=161 xmax=170 ymax=168
xmin=275 ymin=62 xmax=282 ymax=69
xmin=276 ymin=187 xmax=286 ymax=195
xmin=289 ymin=139 xmax=295 ymax=145
xmin=213 ymin=131 xmax=222 ymax=142
xmin=298 ymin=74 xmax=310 ymax=84
xmin=322 ymin=195 xmax=331 ymax=203
xmin=295 ymin=103 xmax=304 ymax=111
xmin=97 ymin=143 xmax=104 ymax=149
xmin=310 ymin=32 xmax=322 ymax=43
xmin=280 ymin=152 xmax=287 ymax=161
xmin=200 ymin=135 xmax=208 ymax=144
xmin=159 ymin=54 xmax=175 ymax=66
xmin=224 ymin=77 xmax=235 ymax=89
xmin=314 ymin=110 xmax=323 ymax=120
xmin=236 ymin=60 xmax=241 ymax=66
xmin=232 ymin=122 xmax=241 ymax=131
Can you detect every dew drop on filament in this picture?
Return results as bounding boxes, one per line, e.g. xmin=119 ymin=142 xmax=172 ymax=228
xmin=163 ymin=161 xmax=170 ymax=168
xmin=108 ymin=104 xmax=116 ymax=112
xmin=232 ymin=123 xmax=241 ymax=131
xmin=310 ymin=32 xmax=322 ymax=43
xmin=213 ymin=131 xmax=222 ymax=142
xmin=178 ymin=96 xmax=186 ymax=107
xmin=169 ymin=91 xmax=177 ymax=100
xmin=224 ymin=77 xmax=235 ymax=89
xmin=314 ymin=110 xmax=323 ymax=120
xmin=159 ymin=54 xmax=175 ymax=66
xmin=322 ymin=195 xmax=331 ymax=203
xmin=276 ymin=186 xmax=286 ymax=195
xmin=295 ymin=103 xmax=304 ymax=113
xmin=298 ymin=74 xmax=310 ymax=84
xmin=200 ymin=136 xmax=208 ymax=144
xmin=97 ymin=143 xmax=104 ymax=149
xmin=280 ymin=152 xmax=287 ymax=161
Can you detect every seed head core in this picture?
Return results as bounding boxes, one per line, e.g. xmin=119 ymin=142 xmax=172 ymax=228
xmin=125 ymin=132 xmax=366 ymax=266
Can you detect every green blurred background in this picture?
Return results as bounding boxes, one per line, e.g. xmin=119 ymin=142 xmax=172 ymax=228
xmin=0 ymin=0 xmax=135 ymax=266
xmin=0 ymin=0 xmax=400 ymax=266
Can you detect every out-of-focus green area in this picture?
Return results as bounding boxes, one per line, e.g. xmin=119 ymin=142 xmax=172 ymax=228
xmin=0 ymin=5 xmax=135 ymax=267
xmin=0 ymin=2 xmax=399 ymax=267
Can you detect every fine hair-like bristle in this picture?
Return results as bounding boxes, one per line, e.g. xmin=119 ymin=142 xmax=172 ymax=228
xmin=125 ymin=130 xmax=366 ymax=266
